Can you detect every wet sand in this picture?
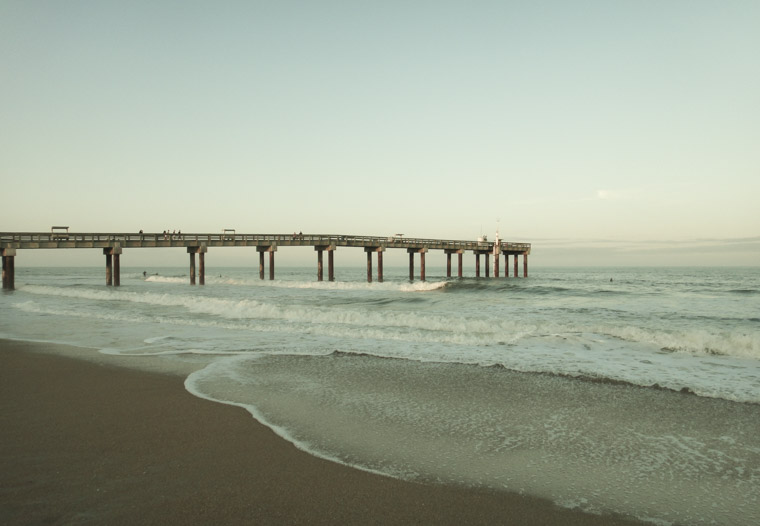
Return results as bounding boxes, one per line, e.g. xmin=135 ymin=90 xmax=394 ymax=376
xmin=1 ymin=339 xmax=643 ymax=525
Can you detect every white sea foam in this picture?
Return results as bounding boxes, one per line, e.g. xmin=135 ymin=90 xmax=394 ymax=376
xmin=146 ymin=274 xmax=448 ymax=291
xmin=187 ymin=353 xmax=760 ymax=526
xmin=4 ymin=266 xmax=760 ymax=526
xmin=144 ymin=275 xmax=187 ymax=284
xmin=14 ymin=280 xmax=760 ymax=404
xmin=184 ymin=355 xmax=399 ymax=479
xmin=16 ymin=283 xmax=760 ymax=361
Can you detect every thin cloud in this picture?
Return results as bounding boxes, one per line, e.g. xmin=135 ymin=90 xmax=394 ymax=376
xmin=596 ymin=189 xmax=621 ymax=200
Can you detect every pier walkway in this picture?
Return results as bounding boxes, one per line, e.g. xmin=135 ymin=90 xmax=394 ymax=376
xmin=1 ymin=231 xmax=531 ymax=289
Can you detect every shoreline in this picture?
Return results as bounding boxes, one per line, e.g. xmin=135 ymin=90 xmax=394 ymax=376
xmin=1 ymin=339 xmax=644 ymax=525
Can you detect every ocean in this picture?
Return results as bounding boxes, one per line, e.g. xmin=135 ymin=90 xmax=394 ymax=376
xmin=2 ymin=265 xmax=759 ymax=525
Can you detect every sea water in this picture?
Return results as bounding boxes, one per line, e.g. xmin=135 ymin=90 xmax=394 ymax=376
xmin=2 ymin=265 xmax=759 ymax=525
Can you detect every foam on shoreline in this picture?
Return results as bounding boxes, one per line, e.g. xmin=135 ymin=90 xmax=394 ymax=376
xmin=1 ymin=338 xmax=645 ymax=526
xmin=185 ymin=352 xmax=760 ymax=525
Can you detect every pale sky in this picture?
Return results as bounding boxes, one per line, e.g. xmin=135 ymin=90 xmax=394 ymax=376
xmin=2 ymin=1 xmax=759 ymax=267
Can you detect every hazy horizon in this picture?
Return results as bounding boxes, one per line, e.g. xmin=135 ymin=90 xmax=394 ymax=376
xmin=7 ymin=239 xmax=758 ymax=269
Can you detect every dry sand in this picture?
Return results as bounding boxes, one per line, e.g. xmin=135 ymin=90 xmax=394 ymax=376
xmin=1 ymin=339 xmax=642 ymax=525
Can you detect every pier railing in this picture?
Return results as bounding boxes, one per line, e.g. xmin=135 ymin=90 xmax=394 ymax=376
xmin=0 ymin=232 xmax=531 ymax=254
xmin=1 ymin=231 xmax=531 ymax=289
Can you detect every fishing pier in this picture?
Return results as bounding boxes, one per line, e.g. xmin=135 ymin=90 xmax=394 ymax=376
xmin=1 ymin=230 xmax=531 ymax=289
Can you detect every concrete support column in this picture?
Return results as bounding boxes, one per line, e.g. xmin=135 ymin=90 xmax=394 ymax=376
xmin=407 ymin=248 xmax=426 ymax=281
xmin=114 ymin=254 xmax=121 ymax=287
xmin=485 ymin=253 xmax=490 ymax=278
xmin=514 ymin=254 xmax=518 ymax=278
xmin=504 ymin=254 xmax=510 ymax=277
xmin=103 ymin=246 xmax=122 ymax=286
xmin=257 ymin=245 xmax=277 ymax=281
xmin=316 ymin=245 xmax=336 ymax=282
xmin=445 ymin=249 xmax=463 ymax=279
xmin=1 ymin=255 xmax=7 ymax=290
xmin=189 ymin=252 xmax=196 ymax=285
xmin=475 ymin=253 xmax=481 ymax=278
xmin=523 ymin=253 xmax=529 ymax=278
xmin=2 ymin=248 xmax=16 ymax=290
xmin=105 ymin=253 xmax=113 ymax=286
xmin=494 ymin=252 xmax=500 ymax=278
xmin=187 ymin=246 xmax=207 ymax=285
xmin=364 ymin=247 xmax=384 ymax=283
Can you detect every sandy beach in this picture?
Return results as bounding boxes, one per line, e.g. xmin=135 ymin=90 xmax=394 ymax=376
xmin=0 ymin=339 xmax=643 ymax=525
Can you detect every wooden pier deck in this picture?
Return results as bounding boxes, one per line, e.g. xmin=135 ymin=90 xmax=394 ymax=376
xmin=1 ymin=231 xmax=531 ymax=289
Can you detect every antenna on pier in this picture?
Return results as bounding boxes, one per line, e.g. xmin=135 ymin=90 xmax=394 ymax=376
xmin=492 ymin=218 xmax=501 ymax=255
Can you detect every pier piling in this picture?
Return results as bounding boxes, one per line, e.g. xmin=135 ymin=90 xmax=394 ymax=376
xmin=364 ymin=247 xmax=384 ymax=283
xmin=407 ymin=248 xmax=427 ymax=281
xmin=187 ymin=246 xmax=207 ymax=285
xmin=103 ymin=246 xmax=122 ymax=286
xmin=106 ymin=253 xmax=112 ymax=286
xmin=2 ymin=248 xmax=16 ymax=290
xmin=257 ymin=245 xmax=276 ymax=280
xmin=474 ymin=250 xmax=492 ymax=278
xmin=189 ymin=252 xmax=196 ymax=285
xmin=316 ymin=245 xmax=336 ymax=282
